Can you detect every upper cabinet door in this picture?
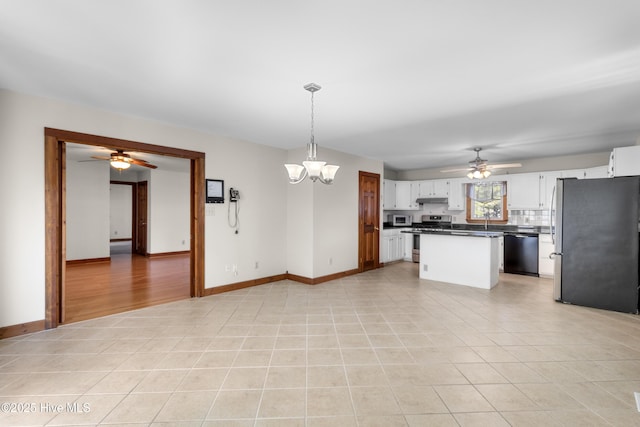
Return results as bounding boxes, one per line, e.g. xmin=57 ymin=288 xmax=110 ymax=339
xmin=584 ymin=166 xmax=608 ymax=179
xmin=561 ymin=169 xmax=584 ymax=179
xmin=539 ymin=171 xmax=562 ymax=209
xmin=394 ymin=181 xmax=419 ymax=210
xmin=447 ymin=178 xmax=466 ymax=211
xmin=432 ymin=179 xmax=449 ymax=197
xmin=410 ymin=181 xmax=420 ymax=209
xmin=507 ymin=172 xmax=541 ymax=210
xmin=419 ymin=179 xmax=449 ymax=197
xmin=383 ymin=179 xmax=396 ymax=209
xmin=394 ymin=181 xmax=412 ymax=210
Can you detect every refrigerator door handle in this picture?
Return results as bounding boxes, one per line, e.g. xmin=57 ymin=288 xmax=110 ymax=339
xmin=549 ymin=252 xmax=562 ymax=259
xmin=550 ymin=185 xmax=556 ymax=245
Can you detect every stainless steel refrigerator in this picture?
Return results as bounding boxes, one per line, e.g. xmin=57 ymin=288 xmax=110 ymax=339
xmin=552 ymin=177 xmax=639 ymax=313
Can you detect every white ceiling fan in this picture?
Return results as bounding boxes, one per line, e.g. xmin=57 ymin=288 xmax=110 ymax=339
xmin=441 ymin=147 xmax=521 ymax=179
xmin=79 ymin=149 xmax=158 ymax=171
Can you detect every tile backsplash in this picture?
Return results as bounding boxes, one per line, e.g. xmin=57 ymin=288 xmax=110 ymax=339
xmin=508 ymin=209 xmax=551 ymax=226
xmin=385 ymin=208 xmax=551 ymax=226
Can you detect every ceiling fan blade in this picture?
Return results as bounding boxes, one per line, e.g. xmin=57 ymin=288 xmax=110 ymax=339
xmin=130 ymin=159 xmax=157 ymax=169
xmin=486 ymin=163 xmax=522 ymax=169
xmin=90 ymin=156 xmax=111 ymax=160
xmin=440 ymin=167 xmax=473 ymax=173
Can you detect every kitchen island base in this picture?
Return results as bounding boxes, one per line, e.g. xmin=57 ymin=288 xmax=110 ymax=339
xmin=420 ymin=232 xmax=500 ymax=289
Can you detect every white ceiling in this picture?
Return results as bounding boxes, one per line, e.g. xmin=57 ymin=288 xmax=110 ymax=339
xmin=3 ymin=1 xmax=640 ymax=171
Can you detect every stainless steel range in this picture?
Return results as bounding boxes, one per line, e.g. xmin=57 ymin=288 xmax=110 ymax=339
xmin=411 ymin=215 xmax=452 ymax=262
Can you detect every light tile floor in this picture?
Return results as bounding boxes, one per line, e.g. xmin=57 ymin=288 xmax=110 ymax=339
xmin=2 ymin=262 xmax=640 ymax=426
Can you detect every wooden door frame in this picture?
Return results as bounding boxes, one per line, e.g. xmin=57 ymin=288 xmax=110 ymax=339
xmin=44 ymin=128 xmax=206 ymax=329
xmin=135 ymin=181 xmax=149 ymax=255
xmin=358 ymin=171 xmax=381 ymax=272
xmin=110 ymin=180 xmax=138 ymax=248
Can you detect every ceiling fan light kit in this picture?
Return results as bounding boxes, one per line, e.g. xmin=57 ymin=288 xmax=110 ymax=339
xmin=468 ymin=169 xmax=491 ymax=180
xmin=285 ymin=83 xmax=339 ymax=185
xmin=110 ymin=152 xmax=132 ymax=170
xmin=90 ymin=149 xmax=158 ymax=170
xmin=441 ymin=147 xmax=521 ymax=179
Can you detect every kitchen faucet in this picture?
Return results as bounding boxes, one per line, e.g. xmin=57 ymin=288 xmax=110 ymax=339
xmin=484 ymin=209 xmax=490 ymax=230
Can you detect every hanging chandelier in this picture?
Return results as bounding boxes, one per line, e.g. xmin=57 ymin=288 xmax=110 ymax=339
xmin=285 ymin=83 xmax=339 ymax=184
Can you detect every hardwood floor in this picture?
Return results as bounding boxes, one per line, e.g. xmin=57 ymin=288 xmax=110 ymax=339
xmin=64 ymin=250 xmax=190 ymax=324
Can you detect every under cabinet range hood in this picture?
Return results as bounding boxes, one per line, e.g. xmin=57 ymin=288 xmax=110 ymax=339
xmin=416 ymin=197 xmax=449 ymax=205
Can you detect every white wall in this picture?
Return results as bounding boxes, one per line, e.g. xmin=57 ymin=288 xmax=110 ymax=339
xmin=110 ymin=184 xmax=132 ymax=239
xmin=148 ymin=169 xmax=190 ymax=254
xmin=0 ymin=89 xmax=288 ymax=327
xmin=66 ymin=160 xmax=111 ymax=260
xmin=286 ymin=147 xmax=384 ymax=279
xmin=285 ymin=147 xmax=315 ymax=278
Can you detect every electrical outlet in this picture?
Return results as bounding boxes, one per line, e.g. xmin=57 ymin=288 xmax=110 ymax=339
xmin=181 ymin=240 xmax=185 ymax=245
xmin=255 ymin=261 xmax=259 ymax=269
xmin=423 ymin=264 xmax=428 ymax=272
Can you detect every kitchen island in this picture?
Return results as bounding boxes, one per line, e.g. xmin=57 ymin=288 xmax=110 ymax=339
xmin=404 ymin=230 xmax=502 ymax=289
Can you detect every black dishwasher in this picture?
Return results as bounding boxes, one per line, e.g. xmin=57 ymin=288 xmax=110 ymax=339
xmin=504 ymin=233 xmax=539 ymax=276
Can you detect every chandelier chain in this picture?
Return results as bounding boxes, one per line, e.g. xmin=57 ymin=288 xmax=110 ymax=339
xmin=310 ymin=90 xmax=315 ymax=145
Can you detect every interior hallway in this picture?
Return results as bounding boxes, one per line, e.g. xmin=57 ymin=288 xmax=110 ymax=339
xmin=2 ymin=262 xmax=640 ymax=425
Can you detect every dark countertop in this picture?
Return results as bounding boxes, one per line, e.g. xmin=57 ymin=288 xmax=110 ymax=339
xmin=402 ymin=229 xmax=503 ymax=238
xmin=384 ymin=222 xmax=550 ymax=235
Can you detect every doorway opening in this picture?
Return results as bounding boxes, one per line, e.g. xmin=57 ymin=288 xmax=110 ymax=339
xmin=109 ymin=181 xmax=137 ymax=256
xmin=44 ymin=128 xmax=206 ymax=328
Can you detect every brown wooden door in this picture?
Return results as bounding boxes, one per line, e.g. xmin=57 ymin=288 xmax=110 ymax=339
xmin=359 ymin=171 xmax=380 ymax=271
xmin=136 ymin=181 xmax=148 ymax=255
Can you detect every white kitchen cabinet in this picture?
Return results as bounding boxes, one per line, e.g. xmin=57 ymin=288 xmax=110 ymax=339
xmin=584 ymin=165 xmax=608 ymax=179
xmin=395 ymin=181 xmax=419 ymax=210
xmin=419 ymin=179 xmax=449 ymax=198
xmin=538 ymin=234 xmax=554 ymax=277
xmin=384 ymin=180 xmax=418 ymax=210
xmin=403 ymin=230 xmax=413 ymax=261
xmin=381 ymin=230 xmax=392 ymax=263
xmin=539 ymin=171 xmax=562 ymax=209
xmin=609 ymin=146 xmax=640 ymax=177
xmin=395 ymin=181 xmax=412 ymax=210
xmin=396 ymin=233 xmax=406 ymax=260
xmin=499 ymin=236 xmax=504 ymax=271
xmin=507 ymin=173 xmax=541 ymax=210
xmin=447 ymin=178 xmax=466 ymax=211
xmin=383 ymin=179 xmax=396 ymax=209
xmin=561 ymin=169 xmax=584 ymax=179
xmin=381 ymin=229 xmax=406 ymax=262
xmin=410 ymin=181 xmax=420 ymax=209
